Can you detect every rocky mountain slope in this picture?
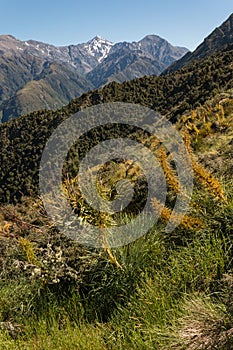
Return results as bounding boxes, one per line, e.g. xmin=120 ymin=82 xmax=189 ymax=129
xmin=0 ymin=35 xmax=113 ymax=73
xmin=87 ymin=35 xmax=188 ymax=87
xmin=165 ymin=13 xmax=233 ymax=73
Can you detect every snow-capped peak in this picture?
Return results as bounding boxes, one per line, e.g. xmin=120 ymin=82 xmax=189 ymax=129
xmin=84 ymin=36 xmax=114 ymax=62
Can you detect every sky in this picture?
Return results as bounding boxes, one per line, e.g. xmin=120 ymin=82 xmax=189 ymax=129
xmin=0 ymin=0 xmax=232 ymax=51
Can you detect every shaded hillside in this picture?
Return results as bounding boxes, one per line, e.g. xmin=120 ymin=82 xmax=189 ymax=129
xmin=0 ymin=52 xmax=44 ymax=110
xmin=0 ymin=45 xmax=233 ymax=202
xmin=1 ymin=62 xmax=93 ymax=122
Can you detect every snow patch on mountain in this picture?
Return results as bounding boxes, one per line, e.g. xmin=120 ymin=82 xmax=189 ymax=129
xmin=83 ymin=36 xmax=114 ymax=62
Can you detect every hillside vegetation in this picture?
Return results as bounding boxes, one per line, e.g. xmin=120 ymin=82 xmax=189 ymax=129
xmin=0 ymin=90 xmax=232 ymax=349
xmin=0 ymin=45 xmax=233 ymax=203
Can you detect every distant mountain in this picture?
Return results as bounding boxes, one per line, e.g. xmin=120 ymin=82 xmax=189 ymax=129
xmin=87 ymin=46 xmax=165 ymax=88
xmin=87 ymin=35 xmax=188 ymax=87
xmin=165 ymin=13 xmax=233 ymax=73
xmin=0 ymin=34 xmax=188 ymax=121
xmin=136 ymin=35 xmax=188 ymax=66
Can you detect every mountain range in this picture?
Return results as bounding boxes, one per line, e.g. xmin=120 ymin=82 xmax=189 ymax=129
xmin=0 ymin=13 xmax=232 ymax=124
xmin=0 ymin=34 xmax=188 ymax=121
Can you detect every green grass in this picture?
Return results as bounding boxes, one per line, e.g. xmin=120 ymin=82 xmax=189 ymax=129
xmin=0 ymin=184 xmax=232 ymax=349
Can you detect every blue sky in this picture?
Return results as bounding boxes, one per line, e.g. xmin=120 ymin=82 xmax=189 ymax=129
xmin=1 ymin=0 xmax=232 ymax=50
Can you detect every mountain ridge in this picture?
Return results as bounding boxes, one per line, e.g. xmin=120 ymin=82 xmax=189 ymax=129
xmin=164 ymin=13 xmax=233 ymax=73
